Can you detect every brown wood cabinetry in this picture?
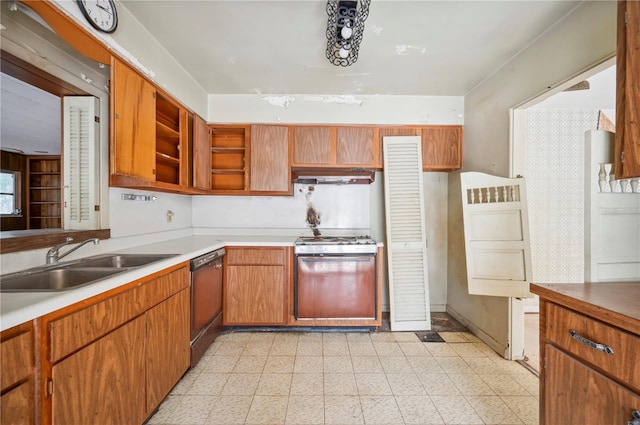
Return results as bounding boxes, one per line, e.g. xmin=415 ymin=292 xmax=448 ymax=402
xmin=27 ymin=156 xmax=61 ymax=229
xmin=615 ymin=0 xmax=640 ymax=179
xmin=224 ymin=247 xmax=290 ymax=325
xmin=1 ymin=321 xmax=35 ymax=425
xmin=250 ymin=125 xmax=290 ymax=193
xmin=40 ymin=264 xmax=190 ymax=425
xmin=377 ymin=126 xmax=463 ymax=171
xmin=531 ymin=282 xmax=640 ymax=425
xmin=291 ymin=125 xmax=380 ymax=168
xmin=192 ymin=114 xmax=212 ymax=191
xmin=421 ymin=126 xmax=462 ymax=171
xmin=209 ymin=125 xmax=250 ymax=192
xmin=111 ymin=59 xmax=189 ymax=192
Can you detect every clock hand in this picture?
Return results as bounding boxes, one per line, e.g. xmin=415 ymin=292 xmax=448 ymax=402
xmin=96 ymin=4 xmax=112 ymax=15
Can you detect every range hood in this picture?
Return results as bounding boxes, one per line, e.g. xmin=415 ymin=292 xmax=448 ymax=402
xmin=291 ymin=168 xmax=375 ymax=185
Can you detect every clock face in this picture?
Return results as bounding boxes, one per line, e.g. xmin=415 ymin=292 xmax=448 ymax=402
xmin=77 ymin=0 xmax=118 ymax=33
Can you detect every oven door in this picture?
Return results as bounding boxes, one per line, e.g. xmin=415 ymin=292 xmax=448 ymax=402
xmin=295 ymin=254 xmax=376 ymax=319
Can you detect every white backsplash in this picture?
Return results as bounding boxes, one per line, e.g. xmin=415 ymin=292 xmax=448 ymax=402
xmin=192 ymin=183 xmax=371 ymax=234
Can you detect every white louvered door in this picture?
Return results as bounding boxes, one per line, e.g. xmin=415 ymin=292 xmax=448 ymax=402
xmin=383 ymin=136 xmax=431 ymax=331
xmin=63 ymin=96 xmax=99 ymax=229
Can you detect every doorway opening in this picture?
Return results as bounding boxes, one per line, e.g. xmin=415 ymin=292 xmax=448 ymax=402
xmin=510 ymin=59 xmax=617 ymax=372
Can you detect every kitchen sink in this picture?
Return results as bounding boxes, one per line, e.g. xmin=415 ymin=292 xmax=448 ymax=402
xmin=0 ymin=268 xmax=125 ymax=292
xmin=62 ymin=254 xmax=177 ymax=269
xmin=0 ymin=253 xmax=178 ymax=292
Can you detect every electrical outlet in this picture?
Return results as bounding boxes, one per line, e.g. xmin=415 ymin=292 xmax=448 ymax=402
xmin=166 ymin=210 xmax=174 ymax=223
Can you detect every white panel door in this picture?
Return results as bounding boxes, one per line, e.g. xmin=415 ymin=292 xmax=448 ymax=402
xmin=383 ymin=136 xmax=431 ymax=331
xmin=63 ymin=96 xmax=99 ymax=230
xmin=460 ymin=172 xmax=533 ymax=298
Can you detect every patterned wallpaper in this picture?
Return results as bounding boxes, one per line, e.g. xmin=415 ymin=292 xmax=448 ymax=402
xmin=525 ymin=109 xmax=600 ymax=284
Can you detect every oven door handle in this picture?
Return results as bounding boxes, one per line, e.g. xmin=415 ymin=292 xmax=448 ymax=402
xmin=300 ymin=257 xmax=373 ymax=263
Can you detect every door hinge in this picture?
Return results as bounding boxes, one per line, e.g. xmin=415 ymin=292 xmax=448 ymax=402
xmin=621 ymin=151 xmax=625 ymax=163
xmin=94 ymin=205 xmax=100 ymax=212
xmin=625 ymin=11 xmax=628 ymax=25
xmin=94 ymin=116 xmax=100 ymax=123
xmin=46 ymin=378 xmax=53 ymax=397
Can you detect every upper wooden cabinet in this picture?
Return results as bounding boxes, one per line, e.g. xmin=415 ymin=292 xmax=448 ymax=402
xmin=422 ymin=126 xmax=462 ymax=171
xmin=336 ymin=127 xmax=378 ymax=166
xmin=291 ymin=125 xmax=380 ymax=168
xmin=615 ymin=0 xmax=640 ymax=179
xmin=192 ymin=114 xmax=212 ymax=191
xmin=377 ymin=125 xmax=462 ymax=171
xmin=111 ymin=59 xmax=189 ymax=192
xmin=209 ymin=125 xmax=250 ymax=192
xmin=250 ymin=125 xmax=290 ymax=193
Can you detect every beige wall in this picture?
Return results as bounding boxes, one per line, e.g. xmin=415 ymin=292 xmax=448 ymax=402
xmin=448 ymin=1 xmax=617 ymax=356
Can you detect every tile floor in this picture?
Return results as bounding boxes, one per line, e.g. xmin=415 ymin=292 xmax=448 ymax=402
xmin=147 ymin=331 xmax=539 ymax=425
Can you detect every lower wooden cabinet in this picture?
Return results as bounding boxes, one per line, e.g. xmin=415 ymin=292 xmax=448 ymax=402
xmin=544 ymin=345 xmax=640 ymax=424
xmin=224 ymin=247 xmax=289 ymax=325
xmin=146 ymin=288 xmax=190 ymax=415
xmin=40 ymin=264 xmax=190 ymax=425
xmin=1 ymin=321 xmax=35 ymax=425
xmin=532 ymin=282 xmax=640 ymax=425
xmin=51 ymin=315 xmax=147 ymax=425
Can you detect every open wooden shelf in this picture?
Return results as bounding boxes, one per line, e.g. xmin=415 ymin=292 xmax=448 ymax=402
xmin=27 ymin=156 xmax=61 ymax=230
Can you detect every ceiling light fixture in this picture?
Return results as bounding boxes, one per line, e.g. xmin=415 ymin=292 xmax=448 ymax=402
xmin=326 ymin=0 xmax=370 ymax=67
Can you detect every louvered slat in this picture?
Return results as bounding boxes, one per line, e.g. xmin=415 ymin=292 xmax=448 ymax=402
xmin=383 ymin=136 xmax=431 ymax=331
xmin=63 ymin=97 xmax=99 ymax=230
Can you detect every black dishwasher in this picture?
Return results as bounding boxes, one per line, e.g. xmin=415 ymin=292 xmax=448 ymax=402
xmin=190 ymin=248 xmax=225 ymax=368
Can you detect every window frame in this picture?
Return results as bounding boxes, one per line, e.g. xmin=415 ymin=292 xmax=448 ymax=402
xmin=0 ymin=169 xmax=22 ymax=217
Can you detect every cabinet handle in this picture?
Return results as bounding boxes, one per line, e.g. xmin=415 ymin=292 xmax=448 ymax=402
xmin=628 ymin=409 xmax=640 ymax=425
xmin=569 ymin=330 xmax=614 ymax=354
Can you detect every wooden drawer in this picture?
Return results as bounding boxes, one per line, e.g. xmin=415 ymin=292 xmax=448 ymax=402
xmin=546 ymin=302 xmax=640 ymax=392
xmin=226 ymin=248 xmax=286 ymax=265
xmin=1 ymin=330 xmax=33 ymax=391
xmin=49 ymin=266 xmax=189 ymax=362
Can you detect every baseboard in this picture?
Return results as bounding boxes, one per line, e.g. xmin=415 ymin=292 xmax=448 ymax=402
xmin=446 ymin=305 xmax=508 ymax=358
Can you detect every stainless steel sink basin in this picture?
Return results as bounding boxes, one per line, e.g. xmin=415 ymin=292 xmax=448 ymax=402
xmin=63 ymin=254 xmax=177 ymax=269
xmin=0 ymin=253 xmax=178 ymax=292
xmin=0 ymin=268 xmax=125 ymax=292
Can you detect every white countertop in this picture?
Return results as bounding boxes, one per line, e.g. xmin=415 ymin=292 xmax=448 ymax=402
xmin=0 ymin=235 xmax=298 ymax=331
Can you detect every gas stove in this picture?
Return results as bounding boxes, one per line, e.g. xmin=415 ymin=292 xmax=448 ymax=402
xmin=294 ymin=235 xmax=378 ymax=255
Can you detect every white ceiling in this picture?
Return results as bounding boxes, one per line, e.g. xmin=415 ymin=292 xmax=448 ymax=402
xmin=120 ymin=0 xmax=583 ymax=96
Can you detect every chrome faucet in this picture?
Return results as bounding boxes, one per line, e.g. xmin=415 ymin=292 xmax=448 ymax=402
xmin=46 ymin=237 xmax=100 ymax=264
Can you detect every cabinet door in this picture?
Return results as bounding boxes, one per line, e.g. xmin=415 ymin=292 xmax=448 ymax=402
xmin=336 ymin=127 xmax=378 ymax=166
xmin=112 ymin=59 xmax=156 ymax=180
xmin=1 ymin=381 xmax=33 ymax=425
xmin=193 ymin=114 xmax=212 ymax=190
xmin=250 ymin=125 xmax=290 ymax=192
xmin=421 ymin=126 xmax=462 ymax=171
xmin=1 ymin=323 xmax=34 ymax=425
xmin=615 ymin=0 xmax=640 ymax=178
xmin=544 ymin=345 xmax=640 ymax=425
xmin=292 ymin=127 xmax=332 ymax=165
xmin=52 ymin=316 xmax=146 ymax=425
xmin=225 ymin=265 xmax=286 ymax=325
xmin=146 ymin=288 xmax=190 ymax=415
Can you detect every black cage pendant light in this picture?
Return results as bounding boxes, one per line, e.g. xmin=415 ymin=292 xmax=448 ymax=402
xmin=326 ymin=0 xmax=371 ymax=66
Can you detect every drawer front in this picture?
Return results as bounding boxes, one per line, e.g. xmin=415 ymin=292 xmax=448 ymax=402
xmin=49 ymin=266 xmax=189 ymax=363
xmin=0 ymin=331 xmax=32 ymax=391
xmin=226 ymin=248 xmax=286 ymax=265
xmin=546 ymin=302 xmax=640 ymax=392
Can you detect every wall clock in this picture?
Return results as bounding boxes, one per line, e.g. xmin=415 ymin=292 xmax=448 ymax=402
xmin=76 ymin=0 xmax=118 ymax=34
